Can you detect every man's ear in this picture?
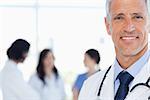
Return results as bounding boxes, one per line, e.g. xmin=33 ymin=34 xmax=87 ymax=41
xmin=105 ymin=17 xmax=111 ymax=35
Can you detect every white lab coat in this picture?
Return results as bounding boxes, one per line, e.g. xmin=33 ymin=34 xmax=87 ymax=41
xmin=29 ymin=73 xmax=66 ymax=100
xmin=0 ymin=60 xmax=40 ymax=100
xmin=79 ymin=57 xmax=150 ymax=100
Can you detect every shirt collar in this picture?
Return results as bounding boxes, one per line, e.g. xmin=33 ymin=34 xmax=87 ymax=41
xmin=114 ymin=50 xmax=150 ymax=81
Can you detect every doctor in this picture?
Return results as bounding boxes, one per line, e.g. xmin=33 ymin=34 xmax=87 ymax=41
xmin=1 ymin=39 xmax=40 ymax=100
xmin=79 ymin=0 xmax=150 ymax=100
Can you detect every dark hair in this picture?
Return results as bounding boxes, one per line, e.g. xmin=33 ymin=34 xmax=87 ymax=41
xmin=85 ymin=49 xmax=100 ymax=64
xmin=7 ymin=39 xmax=30 ymax=60
xmin=36 ymin=49 xmax=59 ymax=85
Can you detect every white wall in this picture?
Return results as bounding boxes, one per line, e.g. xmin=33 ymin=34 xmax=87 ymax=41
xmin=0 ymin=0 xmax=116 ymax=99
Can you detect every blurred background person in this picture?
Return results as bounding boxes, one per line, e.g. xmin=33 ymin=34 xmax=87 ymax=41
xmin=0 ymin=39 xmax=40 ymax=100
xmin=72 ymin=49 xmax=100 ymax=100
xmin=29 ymin=49 xmax=66 ymax=100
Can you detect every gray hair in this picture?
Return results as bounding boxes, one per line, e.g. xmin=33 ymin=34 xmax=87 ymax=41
xmin=105 ymin=0 xmax=150 ymax=20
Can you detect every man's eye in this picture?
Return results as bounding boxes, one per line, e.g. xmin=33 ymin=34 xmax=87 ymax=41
xmin=134 ymin=16 xmax=143 ymax=19
xmin=114 ymin=16 xmax=123 ymax=20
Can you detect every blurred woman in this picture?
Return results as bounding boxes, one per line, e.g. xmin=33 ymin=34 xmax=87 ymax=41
xmin=29 ymin=49 xmax=66 ymax=100
xmin=72 ymin=49 xmax=100 ymax=100
xmin=1 ymin=39 xmax=40 ymax=100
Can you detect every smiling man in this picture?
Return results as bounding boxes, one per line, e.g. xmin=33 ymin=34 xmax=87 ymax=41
xmin=78 ymin=0 xmax=150 ymax=100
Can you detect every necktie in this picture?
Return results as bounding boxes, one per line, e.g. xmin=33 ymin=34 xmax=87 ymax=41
xmin=115 ymin=71 xmax=134 ymax=100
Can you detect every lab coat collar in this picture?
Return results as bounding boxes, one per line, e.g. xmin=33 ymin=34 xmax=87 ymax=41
xmin=6 ymin=59 xmax=22 ymax=76
xmin=7 ymin=59 xmax=17 ymax=66
xmin=126 ymin=55 xmax=150 ymax=96
xmin=123 ymin=53 xmax=150 ymax=100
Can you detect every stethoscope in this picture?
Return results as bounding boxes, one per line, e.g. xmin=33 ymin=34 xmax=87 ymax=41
xmin=96 ymin=66 xmax=150 ymax=98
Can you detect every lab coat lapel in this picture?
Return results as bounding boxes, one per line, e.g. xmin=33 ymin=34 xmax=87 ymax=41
xmin=129 ymin=60 xmax=150 ymax=91
xmin=100 ymin=66 xmax=114 ymax=100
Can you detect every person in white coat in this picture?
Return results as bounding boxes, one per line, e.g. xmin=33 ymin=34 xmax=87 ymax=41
xmin=78 ymin=0 xmax=150 ymax=100
xmin=1 ymin=39 xmax=40 ymax=100
xmin=29 ymin=49 xmax=66 ymax=100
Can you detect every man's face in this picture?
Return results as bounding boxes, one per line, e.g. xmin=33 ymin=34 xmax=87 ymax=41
xmin=105 ymin=0 xmax=150 ymax=57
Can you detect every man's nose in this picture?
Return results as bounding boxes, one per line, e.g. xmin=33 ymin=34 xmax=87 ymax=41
xmin=124 ymin=19 xmax=135 ymax=33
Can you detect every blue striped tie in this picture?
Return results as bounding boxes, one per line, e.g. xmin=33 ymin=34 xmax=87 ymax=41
xmin=115 ymin=71 xmax=134 ymax=100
